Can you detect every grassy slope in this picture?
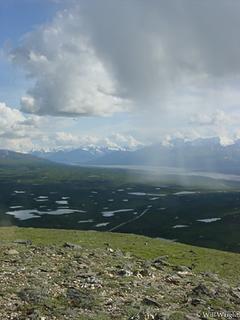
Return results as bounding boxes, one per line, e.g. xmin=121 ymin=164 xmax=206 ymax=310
xmin=0 ymin=227 xmax=239 ymax=285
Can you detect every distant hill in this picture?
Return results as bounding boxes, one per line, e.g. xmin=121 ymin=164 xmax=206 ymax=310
xmin=0 ymin=149 xmax=51 ymax=167
xmin=31 ymin=138 xmax=240 ymax=174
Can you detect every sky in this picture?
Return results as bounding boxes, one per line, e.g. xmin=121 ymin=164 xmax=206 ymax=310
xmin=1 ymin=0 xmax=240 ymax=151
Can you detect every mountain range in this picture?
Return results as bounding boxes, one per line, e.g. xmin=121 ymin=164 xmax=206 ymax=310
xmin=1 ymin=137 xmax=240 ymax=174
xmin=31 ymin=137 xmax=240 ymax=174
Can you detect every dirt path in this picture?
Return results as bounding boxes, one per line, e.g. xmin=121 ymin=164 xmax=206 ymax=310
xmin=108 ymin=206 xmax=151 ymax=232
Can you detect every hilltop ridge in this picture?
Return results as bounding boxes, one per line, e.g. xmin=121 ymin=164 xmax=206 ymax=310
xmin=0 ymin=149 xmax=51 ymax=167
xmin=0 ymin=227 xmax=239 ymax=319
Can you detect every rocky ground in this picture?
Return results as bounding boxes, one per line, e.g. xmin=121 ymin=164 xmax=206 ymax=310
xmin=0 ymin=240 xmax=240 ymax=319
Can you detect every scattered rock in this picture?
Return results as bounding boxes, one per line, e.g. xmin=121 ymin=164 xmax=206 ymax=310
xmin=0 ymin=242 xmax=239 ymax=319
xmin=230 ymin=289 xmax=240 ymax=301
xmin=177 ymin=271 xmax=193 ymax=277
xmin=185 ymin=314 xmax=201 ymax=320
xmin=140 ymin=269 xmax=152 ymax=277
xmin=23 ymin=309 xmax=45 ymax=320
xmin=63 ymin=242 xmax=82 ymax=249
xmin=6 ymin=249 xmax=19 ymax=255
xmin=190 ymin=297 xmax=206 ymax=306
xmin=165 ymin=275 xmax=180 ymax=285
xmin=173 ymin=265 xmax=191 ymax=272
xmin=151 ymin=256 xmax=170 ymax=269
xmin=201 ymin=271 xmax=219 ymax=281
xmin=118 ymin=269 xmax=133 ymax=277
xmin=13 ymin=239 xmax=32 ymax=245
xmin=192 ymin=283 xmax=213 ymax=297
xmin=66 ymin=288 xmax=96 ymax=309
xmin=130 ymin=311 xmax=167 ymax=320
xmin=143 ymin=297 xmax=161 ymax=307
xmin=18 ymin=287 xmax=47 ymax=303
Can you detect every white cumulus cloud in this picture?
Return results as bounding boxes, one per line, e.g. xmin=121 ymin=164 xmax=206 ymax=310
xmin=10 ymin=0 xmax=240 ymax=118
